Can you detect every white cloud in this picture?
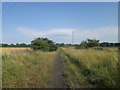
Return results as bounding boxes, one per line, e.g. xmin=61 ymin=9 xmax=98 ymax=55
xmin=17 ymin=27 xmax=75 ymax=37
xmin=75 ymin=26 xmax=118 ymax=43
xmin=17 ymin=26 xmax=118 ymax=43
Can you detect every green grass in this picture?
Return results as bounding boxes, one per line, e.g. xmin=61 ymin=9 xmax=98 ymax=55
xmin=58 ymin=47 xmax=119 ymax=88
xmin=1 ymin=47 xmax=119 ymax=88
xmin=2 ymin=50 xmax=56 ymax=88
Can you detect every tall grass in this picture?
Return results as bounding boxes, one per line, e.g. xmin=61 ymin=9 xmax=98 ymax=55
xmin=2 ymin=48 xmax=56 ymax=88
xmin=1 ymin=48 xmax=31 ymax=55
xmin=0 ymin=48 xmax=2 ymax=88
xmin=58 ymin=48 xmax=118 ymax=88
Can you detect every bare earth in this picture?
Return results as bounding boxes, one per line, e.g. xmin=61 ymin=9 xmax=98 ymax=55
xmin=48 ymin=54 xmax=67 ymax=88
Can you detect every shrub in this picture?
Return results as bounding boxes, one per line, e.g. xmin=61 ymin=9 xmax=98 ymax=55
xmin=31 ymin=38 xmax=57 ymax=51
xmin=77 ymin=39 xmax=100 ymax=49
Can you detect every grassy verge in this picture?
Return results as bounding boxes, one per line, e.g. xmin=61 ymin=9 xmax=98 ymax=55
xmin=0 ymin=48 xmax=31 ymax=55
xmin=58 ymin=48 xmax=118 ymax=88
xmin=2 ymin=49 xmax=56 ymax=88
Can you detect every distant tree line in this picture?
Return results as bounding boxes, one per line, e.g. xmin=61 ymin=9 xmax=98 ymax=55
xmin=100 ymin=42 xmax=119 ymax=47
xmin=1 ymin=38 xmax=119 ymax=51
xmin=0 ymin=43 xmax=30 ymax=47
xmin=76 ymin=39 xmax=120 ymax=49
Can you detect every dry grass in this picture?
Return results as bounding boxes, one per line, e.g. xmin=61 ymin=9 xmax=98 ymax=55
xmin=58 ymin=47 xmax=118 ymax=88
xmin=2 ymin=48 xmax=56 ymax=88
xmin=0 ymin=48 xmax=31 ymax=55
xmin=1 ymin=47 xmax=119 ymax=88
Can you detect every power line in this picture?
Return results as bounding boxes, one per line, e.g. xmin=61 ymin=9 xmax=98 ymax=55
xmin=72 ymin=31 xmax=74 ymax=44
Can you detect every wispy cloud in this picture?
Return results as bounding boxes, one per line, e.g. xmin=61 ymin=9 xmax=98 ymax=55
xmin=17 ymin=26 xmax=118 ymax=43
xmin=17 ymin=27 xmax=75 ymax=37
xmin=75 ymin=26 xmax=118 ymax=43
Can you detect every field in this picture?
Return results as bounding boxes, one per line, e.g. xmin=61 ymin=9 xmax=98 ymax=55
xmin=0 ymin=48 xmax=31 ymax=55
xmin=58 ymin=47 xmax=119 ymax=88
xmin=1 ymin=47 xmax=119 ymax=88
xmin=1 ymin=48 xmax=56 ymax=88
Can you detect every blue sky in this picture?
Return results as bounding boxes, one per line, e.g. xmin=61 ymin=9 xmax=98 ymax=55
xmin=2 ymin=2 xmax=118 ymax=44
xmin=0 ymin=2 xmax=1 ymax=42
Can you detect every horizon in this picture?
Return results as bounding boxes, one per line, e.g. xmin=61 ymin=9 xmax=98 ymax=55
xmin=0 ymin=37 xmax=119 ymax=45
xmin=2 ymin=2 xmax=118 ymax=44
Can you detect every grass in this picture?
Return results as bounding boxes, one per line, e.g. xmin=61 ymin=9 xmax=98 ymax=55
xmin=2 ymin=48 xmax=56 ymax=88
xmin=0 ymin=48 xmax=1 ymax=88
xmin=58 ymin=47 xmax=119 ymax=88
xmin=1 ymin=47 xmax=119 ymax=88
xmin=0 ymin=48 xmax=31 ymax=55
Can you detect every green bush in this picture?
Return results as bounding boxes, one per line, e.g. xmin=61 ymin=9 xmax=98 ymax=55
xmin=31 ymin=38 xmax=57 ymax=51
xmin=77 ymin=39 xmax=100 ymax=49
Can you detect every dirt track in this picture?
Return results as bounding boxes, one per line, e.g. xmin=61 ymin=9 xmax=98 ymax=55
xmin=48 ymin=54 xmax=67 ymax=88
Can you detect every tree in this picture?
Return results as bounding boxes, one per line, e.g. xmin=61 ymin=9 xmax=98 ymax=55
xmin=109 ymin=43 xmax=115 ymax=47
xmin=59 ymin=43 xmax=65 ymax=47
xmin=87 ymin=39 xmax=100 ymax=47
xmin=2 ymin=44 xmax=9 ymax=47
xmin=100 ymin=42 xmax=110 ymax=47
xmin=78 ymin=39 xmax=100 ymax=49
xmin=11 ymin=44 xmax=15 ymax=47
xmin=79 ymin=40 xmax=89 ymax=49
xmin=31 ymin=38 xmax=57 ymax=51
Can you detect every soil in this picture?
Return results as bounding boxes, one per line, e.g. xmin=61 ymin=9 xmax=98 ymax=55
xmin=47 ymin=54 xmax=67 ymax=88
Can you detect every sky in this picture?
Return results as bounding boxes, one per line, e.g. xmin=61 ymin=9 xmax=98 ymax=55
xmin=0 ymin=2 xmax=2 ymax=44
xmin=2 ymin=2 xmax=118 ymax=44
xmin=1 ymin=0 xmax=120 ymax=2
